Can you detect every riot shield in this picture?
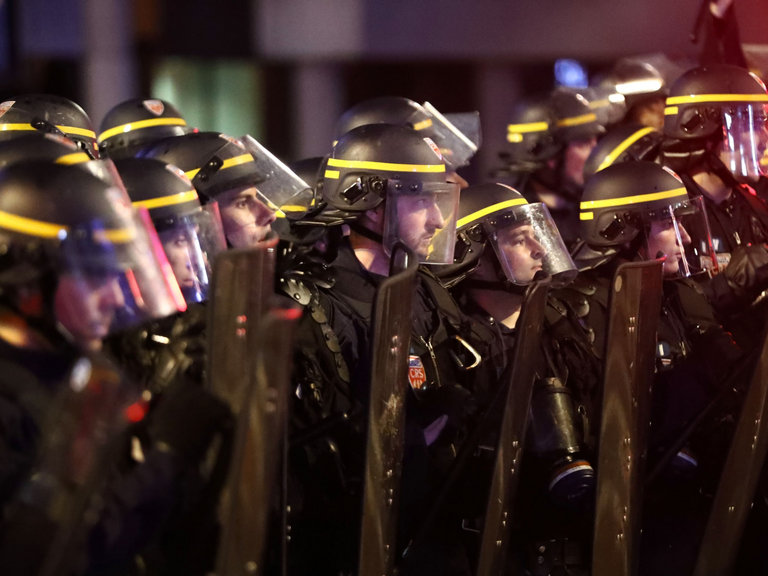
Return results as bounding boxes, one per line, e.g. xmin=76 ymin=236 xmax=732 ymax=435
xmin=357 ymin=245 xmax=419 ymax=576
xmin=475 ymin=278 xmax=551 ymax=576
xmin=207 ymin=240 xmax=299 ymax=576
xmin=692 ymin=318 xmax=768 ymax=576
xmin=591 ymin=260 xmax=664 ymax=576
xmin=4 ymin=353 xmax=140 ymax=576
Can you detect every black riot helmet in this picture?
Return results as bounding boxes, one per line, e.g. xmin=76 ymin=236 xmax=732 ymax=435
xmin=501 ymin=97 xmax=560 ymax=173
xmin=549 ymin=87 xmax=606 ymax=145
xmin=115 ymin=157 xmax=227 ymax=303
xmin=0 ymin=160 xmax=186 ymax=349
xmin=594 ymin=58 xmax=667 ymax=126
xmin=577 ymin=161 xmax=715 ymax=277
xmin=0 ymin=94 xmax=100 ymax=158
xmin=582 ymin=123 xmax=663 ymax=179
xmin=443 ymin=182 xmax=576 ymax=288
xmin=139 ymin=131 xmax=313 ymax=248
xmin=323 ymin=123 xmax=461 ymax=264
xmin=662 ymin=64 xmax=768 ymax=182
xmin=334 ymin=96 xmax=479 ymax=170
xmin=0 ymin=132 xmax=93 ymax=170
xmin=98 ymin=98 xmax=192 ymax=160
xmin=334 ymin=96 xmax=435 ymax=143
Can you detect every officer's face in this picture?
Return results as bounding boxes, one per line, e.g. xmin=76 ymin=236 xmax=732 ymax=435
xmin=218 ymin=185 xmax=276 ymax=248
xmin=563 ymin=137 xmax=598 ymax=188
xmin=54 ymin=272 xmax=125 ymax=351
xmin=159 ymin=228 xmax=202 ymax=289
xmin=645 ymin=218 xmax=691 ymax=276
xmin=396 ymin=193 xmax=446 ymax=259
xmin=496 ymin=223 xmax=546 ymax=283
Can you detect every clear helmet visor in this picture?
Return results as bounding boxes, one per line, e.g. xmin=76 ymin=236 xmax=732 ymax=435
xmin=238 ymin=134 xmax=315 ymax=219
xmin=422 ymin=102 xmax=480 ymax=169
xmin=719 ymin=103 xmax=768 ymax=183
xmin=155 ymin=203 xmax=227 ymax=303
xmin=55 ymin=205 xmax=186 ymax=350
xmin=640 ymin=195 xmax=716 ymax=278
xmin=383 ymin=179 xmax=460 ymax=265
xmin=487 ymin=202 xmax=577 ymax=287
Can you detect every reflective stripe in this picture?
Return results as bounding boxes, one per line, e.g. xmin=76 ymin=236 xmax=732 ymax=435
xmin=457 ymin=198 xmax=528 ymax=228
xmin=98 ymin=117 xmax=187 ymax=143
xmin=589 ymin=98 xmax=611 ymax=109
xmin=412 ymin=118 xmax=433 ymax=131
xmin=131 ymin=189 xmax=199 ymax=210
xmin=326 ymin=157 xmax=445 ymax=173
xmin=58 ymin=125 xmax=96 ymax=139
xmin=0 ymin=123 xmax=37 ymax=132
xmin=580 ymin=212 xmax=595 ymax=220
xmin=664 ymin=106 xmax=678 ymax=116
xmin=324 ymin=169 xmax=340 ymax=180
xmin=185 ymin=153 xmax=254 ymax=180
xmin=580 ymin=187 xmax=687 ymax=211
xmin=55 ymin=152 xmax=92 ymax=165
xmin=0 ymin=210 xmax=67 ymax=238
xmin=666 ymin=93 xmax=768 ymax=106
xmin=596 ymin=126 xmax=657 ymax=172
xmin=507 ymin=121 xmax=548 ymax=143
xmin=0 ymin=123 xmax=96 ymax=139
xmin=556 ymin=112 xmax=597 ymax=127
xmin=507 ymin=121 xmax=549 ymax=134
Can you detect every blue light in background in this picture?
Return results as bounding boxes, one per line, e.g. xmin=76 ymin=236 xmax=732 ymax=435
xmin=554 ymin=58 xmax=588 ymax=88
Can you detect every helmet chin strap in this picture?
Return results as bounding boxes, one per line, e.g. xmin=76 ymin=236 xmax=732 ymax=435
xmin=348 ymin=221 xmax=383 ymax=244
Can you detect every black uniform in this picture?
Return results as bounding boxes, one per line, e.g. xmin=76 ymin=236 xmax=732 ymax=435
xmin=287 ymin=238 xmax=486 ymax=576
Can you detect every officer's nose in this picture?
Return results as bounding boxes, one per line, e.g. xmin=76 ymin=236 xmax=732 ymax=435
xmin=678 ymin=223 xmax=692 ymax=245
xmin=427 ymin=201 xmax=445 ymax=230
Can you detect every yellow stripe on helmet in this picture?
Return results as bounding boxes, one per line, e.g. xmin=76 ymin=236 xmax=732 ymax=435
xmin=57 ymin=125 xmax=97 ymax=139
xmin=326 ymin=157 xmax=445 ymax=174
xmin=0 ymin=123 xmax=37 ymax=133
xmin=185 ymin=153 xmax=255 ymax=180
xmin=0 ymin=209 xmax=135 ymax=243
xmin=324 ymin=169 xmax=340 ymax=180
xmin=457 ymin=198 xmax=529 ymax=228
xmin=97 ymin=117 xmax=187 ymax=143
xmin=556 ymin=112 xmax=598 ymax=128
xmin=666 ymin=93 xmax=768 ymax=106
xmin=412 ymin=118 xmax=434 ymax=131
xmin=131 ymin=189 xmax=199 ymax=211
xmin=596 ymin=127 xmax=657 ymax=173
xmin=0 ymin=210 xmax=67 ymax=238
xmin=54 ymin=152 xmax=92 ymax=165
xmin=580 ymin=187 xmax=688 ymax=211
xmin=507 ymin=121 xmax=549 ymax=143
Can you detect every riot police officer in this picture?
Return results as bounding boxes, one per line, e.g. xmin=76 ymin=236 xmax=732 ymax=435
xmin=660 ymin=63 xmax=768 ymax=348
xmin=0 ymin=159 xmax=232 ymax=575
xmin=575 ymin=160 xmax=748 ymax=575
xmin=442 ymin=182 xmax=598 ymax=574
xmin=286 ymin=123 xmax=487 ymax=576
xmin=496 ymin=88 xmax=605 ymax=249
xmin=139 ymin=131 xmax=314 ymax=249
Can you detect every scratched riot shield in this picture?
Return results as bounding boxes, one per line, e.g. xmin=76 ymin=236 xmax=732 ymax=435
xmin=0 ymin=352 xmax=140 ymax=576
xmin=591 ymin=260 xmax=663 ymax=576
xmin=208 ymin=238 xmax=299 ymax=576
xmin=692 ymin=315 xmax=768 ymax=576
xmin=357 ymin=244 xmax=419 ymax=576
xmin=475 ymin=278 xmax=551 ymax=576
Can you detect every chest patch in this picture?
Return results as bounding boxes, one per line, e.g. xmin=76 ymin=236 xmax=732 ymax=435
xmin=408 ymin=355 xmax=427 ymax=391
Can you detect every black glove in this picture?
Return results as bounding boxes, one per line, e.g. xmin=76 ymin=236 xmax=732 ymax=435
xmin=703 ymin=243 xmax=768 ymax=314
xmin=147 ymin=378 xmax=233 ymax=466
